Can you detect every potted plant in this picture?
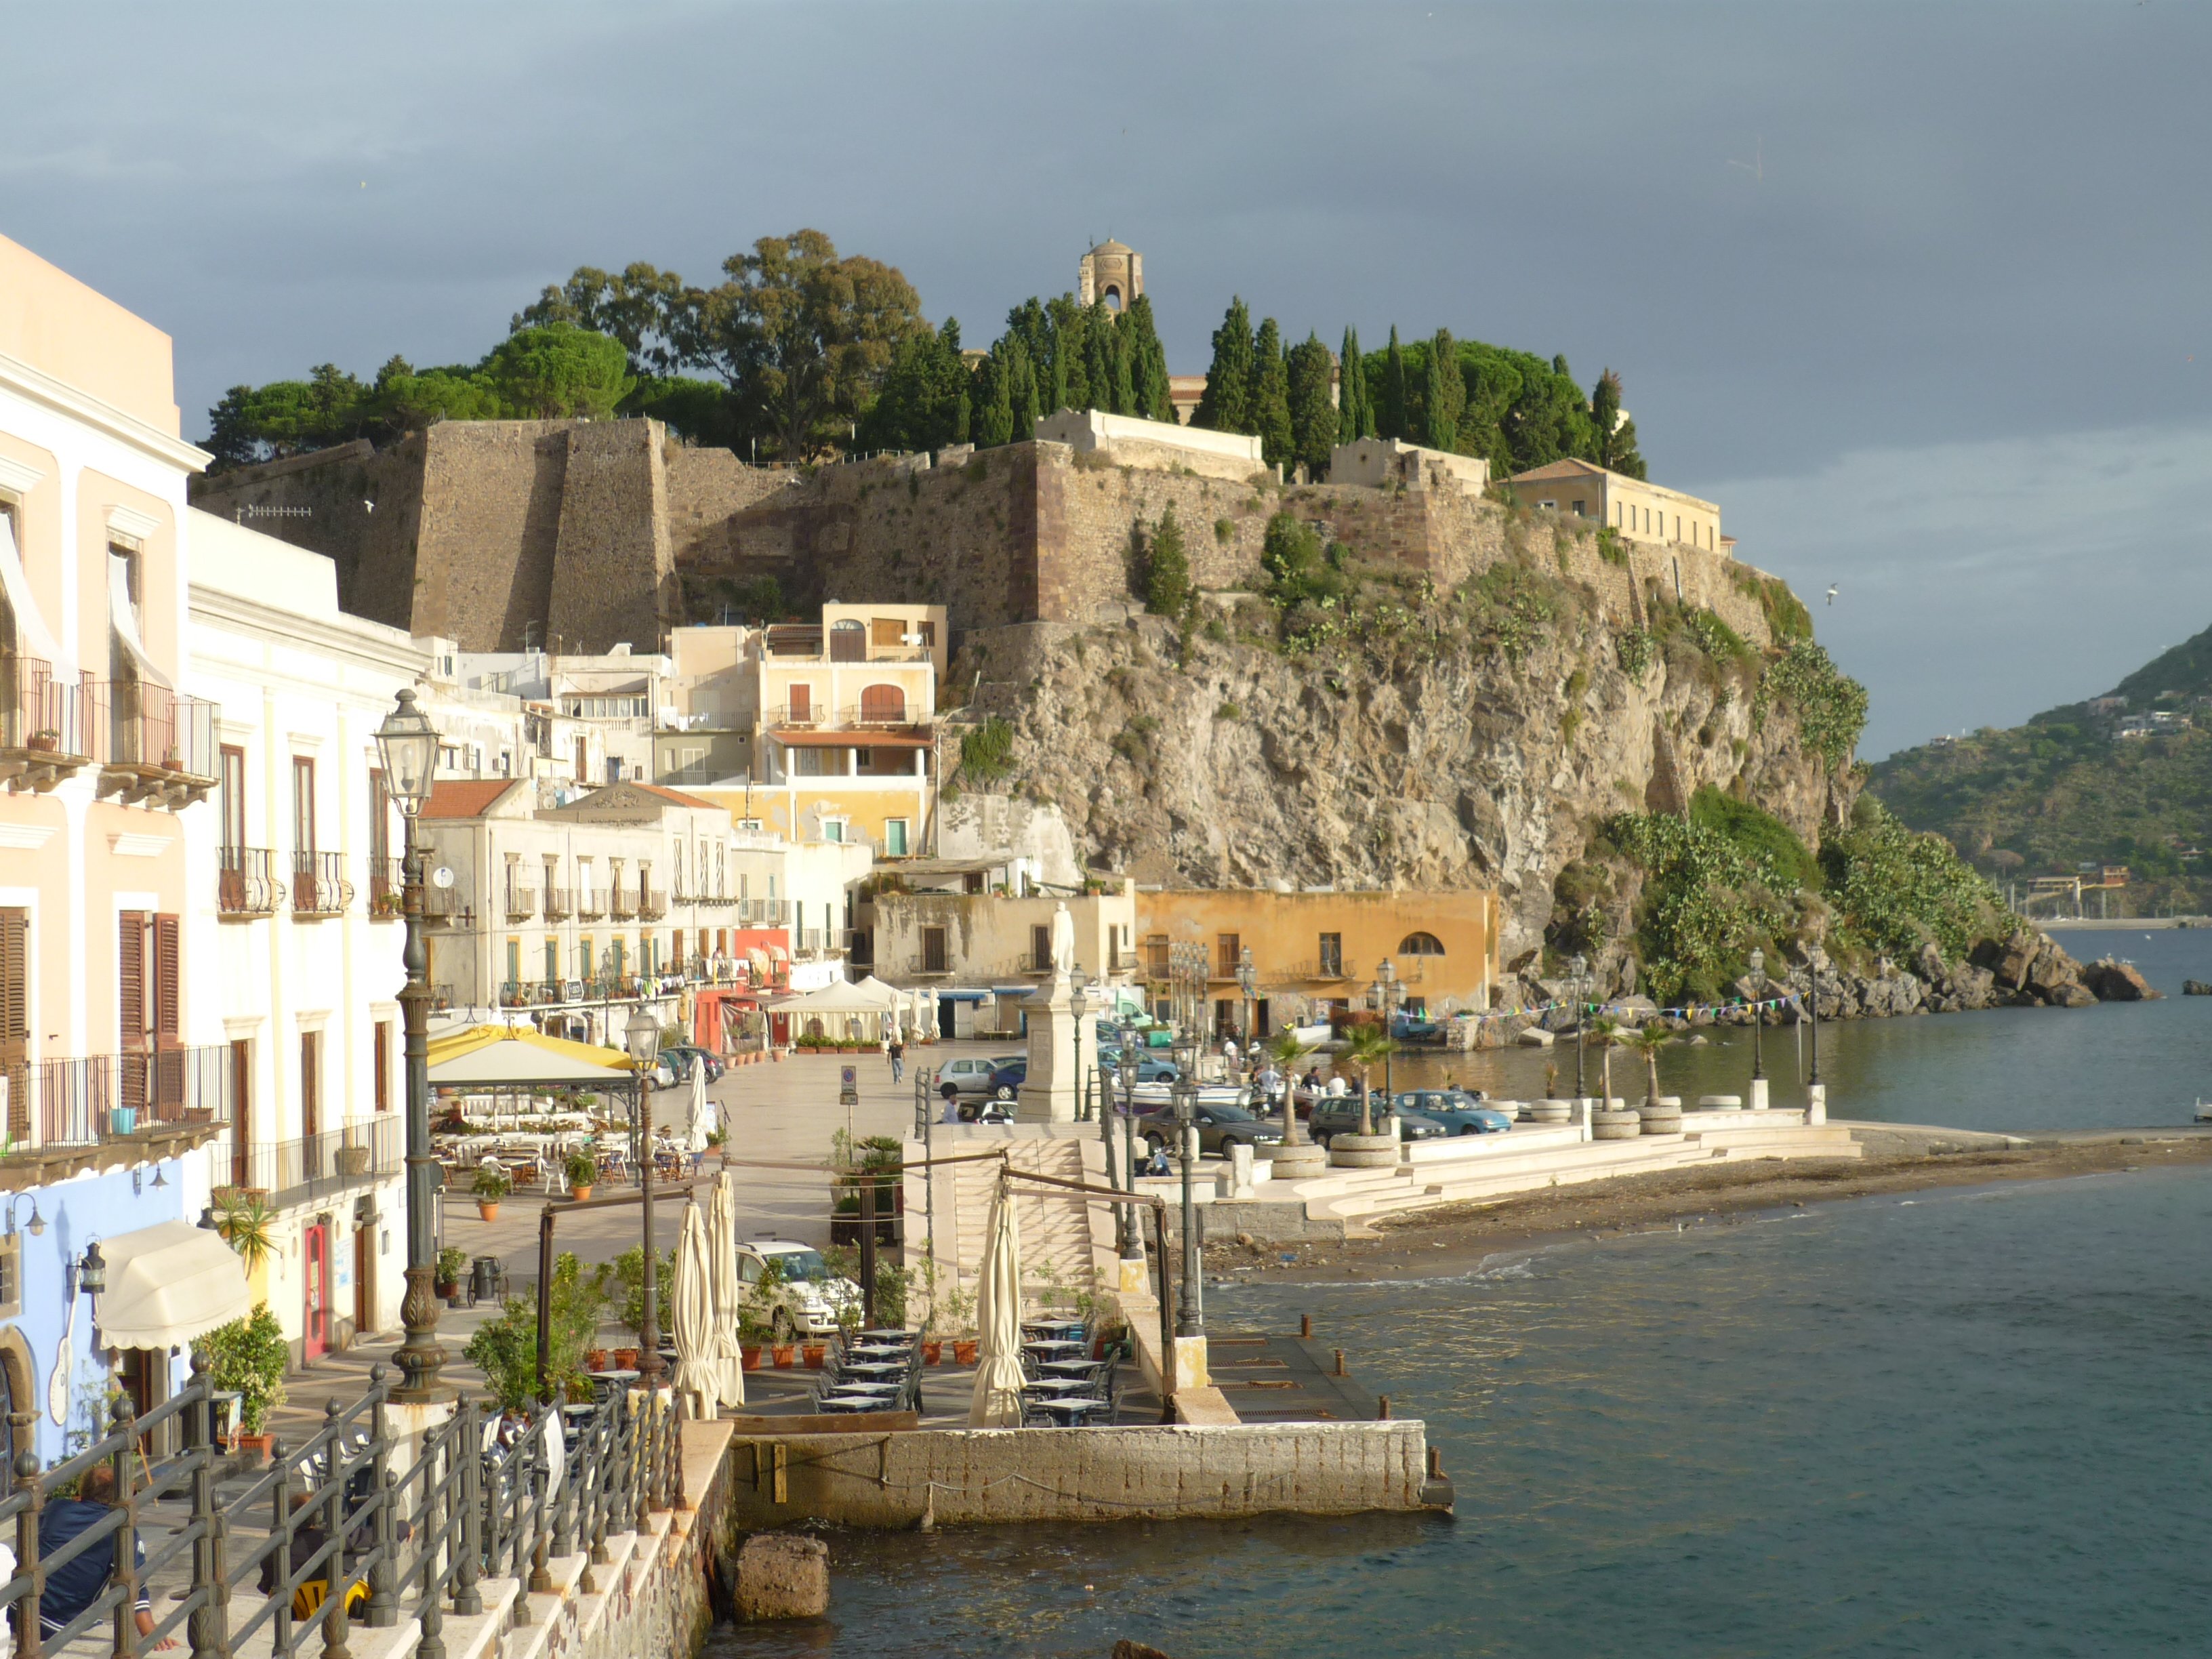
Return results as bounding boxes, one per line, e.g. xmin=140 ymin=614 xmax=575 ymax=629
xmin=335 ymin=1141 xmax=372 ymax=1177
xmin=472 ymin=1164 xmax=510 ymax=1221
xmin=108 ymin=1104 xmax=137 ymax=1136
xmin=27 ymin=729 xmax=59 ymax=754
xmin=434 ymin=1246 xmax=467 ymax=1301
xmin=460 ymin=1250 xmax=606 ymax=1410
xmin=583 ymin=1345 xmax=609 ymax=1372
xmin=802 ymin=1339 xmax=827 ymax=1368
xmin=612 ymin=1344 xmax=640 ymax=1370
xmin=772 ymin=1340 xmax=797 ymax=1368
xmin=197 ymin=1304 xmax=287 ymax=1456
xmin=608 ymin=1243 xmax=674 ymax=1369
xmin=565 ymin=1149 xmax=597 ymax=1202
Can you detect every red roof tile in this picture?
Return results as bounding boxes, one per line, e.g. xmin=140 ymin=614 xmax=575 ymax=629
xmin=419 ymin=779 xmax=524 ymax=819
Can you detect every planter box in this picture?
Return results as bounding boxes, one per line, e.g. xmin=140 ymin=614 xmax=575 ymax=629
xmin=108 ymin=1107 xmax=138 ymax=1135
xmin=335 ymin=1147 xmax=372 ymax=1176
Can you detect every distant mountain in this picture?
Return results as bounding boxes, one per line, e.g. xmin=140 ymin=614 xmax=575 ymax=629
xmin=1866 ymin=619 xmax=2212 ymax=911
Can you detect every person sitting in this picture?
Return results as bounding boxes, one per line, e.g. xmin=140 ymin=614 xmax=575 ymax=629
xmin=1141 ymin=1145 xmax=1171 ymax=1177
xmin=37 ymin=1464 xmax=170 ymax=1649
xmin=258 ymin=1493 xmax=369 ymax=1621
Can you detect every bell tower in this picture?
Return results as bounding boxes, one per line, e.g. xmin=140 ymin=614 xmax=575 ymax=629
xmin=1077 ymin=240 xmax=1142 ymax=312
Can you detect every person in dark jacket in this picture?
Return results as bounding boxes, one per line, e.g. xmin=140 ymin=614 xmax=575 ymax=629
xmin=36 ymin=1464 xmax=169 ymax=1647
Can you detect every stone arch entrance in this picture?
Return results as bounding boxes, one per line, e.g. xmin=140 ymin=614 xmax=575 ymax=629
xmin=0 ymin=1324 xmax=39 ymax=1465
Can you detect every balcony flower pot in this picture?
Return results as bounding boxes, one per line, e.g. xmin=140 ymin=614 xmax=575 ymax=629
xmin=27 ymin=731 xmax=58 ymax=754
xmin=802 ymin=1341 xmax=827 ymax=1369
xmin=108 ymin=1106 xmax=137 ymax=1135
xmin=772 ymin=1343 xmax=797 ymax=1368
xmin=923 ymin=1340 xmax=943 ymax=1366
xmin=583 ymin=1348 xmax=609 ymax=1372
xmin=954 ymin=1338 xmax=979 ymax=1366
xmin=335 ymin=1146 xmax=371 ymax=1176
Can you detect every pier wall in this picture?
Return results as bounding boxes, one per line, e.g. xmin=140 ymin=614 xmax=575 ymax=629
xmin=718 ymin=1421 xmax=1444 ymax=1528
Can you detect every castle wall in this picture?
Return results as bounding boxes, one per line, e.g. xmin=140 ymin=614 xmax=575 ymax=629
xmin=411 ymin=422 xmax=571 ymax=649
xmin=663 ymin=445 xmax=796 ymax=569
xmin=546 ymin=421 xmax=672 ymax=652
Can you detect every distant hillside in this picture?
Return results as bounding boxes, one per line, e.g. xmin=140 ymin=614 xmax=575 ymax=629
xmin=1867 ymin=618 xmax=2212 ymax=910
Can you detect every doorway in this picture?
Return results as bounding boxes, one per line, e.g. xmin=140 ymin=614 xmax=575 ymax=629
xmin=302 ymin=1223 xmax=329 ymax=1361
xmin=352 ymin=1224 xmax=373 ymax=1341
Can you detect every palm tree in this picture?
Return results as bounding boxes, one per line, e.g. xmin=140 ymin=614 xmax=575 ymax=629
xmin=1339 ymin=1023 xmax=1397 ymax=1137
xmin=1584 ymin=1016 xmax=1626 ymax=1102
xmin=1266 ymin=1029 xmax=1315 ymax=1145
xmin=1622 ymin=1023 xmax=1674 ymax=1105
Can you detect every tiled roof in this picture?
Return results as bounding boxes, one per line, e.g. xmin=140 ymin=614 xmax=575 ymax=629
xmin=419 ymin=779 xmax=523 ymax=819
xmin=1509 ymin=458 xmax=1610 ymax=482
xmin=632 ymin=781 xmax=722 ymax=811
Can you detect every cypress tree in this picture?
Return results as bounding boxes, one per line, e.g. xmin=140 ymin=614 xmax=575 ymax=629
xmin=1193 ymin=298 xmax=1254 ymax=432
xmin=1591 ymin=369 xmax=1646 ymax=478
xmin=1144 ymin=504 xmax=1191 ymax=615
xmin=1425 ymin=329 xmax=1464 ymax=451
xmin=1380 ymin=326 xmax=1408 ymax=441
xmin=1248 ymin=317 xmax=1292 ymax=468
xmin=1107 ymin=312 xmax=1136 ymax=415
xmin=1005 ymin=335 xmax=1039 ymax=441
xmin=1287 ymin=333 xmax=1336 ymax=478
xmin=1338 ymin=327 xmax=1372 ymax=443
xmin=1122 ymin=295 xmax=1173 ymax=422
xmin=1048 ymin=295 xmax=1089 ymax=411
xmin=972 ymin=350 xmax=1012 ymax=447
xmin=1084 ymin=302 xmax=1116 ymax=415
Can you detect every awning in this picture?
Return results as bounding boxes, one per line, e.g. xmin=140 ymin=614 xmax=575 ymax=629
xmin=426 ymin=1025 xmax=636 ymax=1085
xmin=769 ymin=727 xmax=932 ymax=749
xmin=0 ymin=517 xmax=66 ymax=666
xmin=96 ymin=1222 xmax=251 ymax=1351
xmin=109 ymin=552 xmax=172 ymax=691
xmin=769 ymin=945 xmax=790 ymax=962
xmin=766 ymin=979 xmax=901 ymax=1015
xmin=745 ymin=948 xmax=771 ymax=975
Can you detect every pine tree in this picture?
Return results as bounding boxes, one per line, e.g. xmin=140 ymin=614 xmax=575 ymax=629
xmin=1425 ymin=329 xmax=1464 ymax=451
xmin=1193 ymin=298 xmax=1254 ymax=432
xmin=1590 ymin=369 xmax=1646 ymax=478
xmin=1121 ymin=295 xmax=1173 ymax=422
xmin=1145 ymin=504 xmax=1191 ymax=615
xmin=1005 ymin=335 xmax=1039 ymax=441
xmin=1380 ymin=326 xmax=1408 ymax=441
xmin=1287 ymin=333 xmax=1336 ymax=478
xmin=1248 ymin=317 xmax=1292 ymax=468
xmin=1338 ymin=327 xmax=1371 ymax=443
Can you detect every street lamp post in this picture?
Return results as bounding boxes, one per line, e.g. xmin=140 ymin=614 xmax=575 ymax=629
xmin=376 ymin=688 xmax=446 ymax=1403
xmin=626 ymin=1004 xmax=667 ymax=1387
xmin=1070 ymin=970 xmax=1090 ymax=1124
xmin=1747 ymin=946 xmax=1766 ymax=1084
xmin=1170 ymin=1031 xmax=1203 ymax=1338
xmin=1235 ymin=947 xmax=1257 ymax=1094
xmin=1805 ymin=945 xmax=1825 ymax=1088
xmin=1570 ymin=952 xmax=1589 ymax=1099
xmin=1376 ymin=958 xmax=1399 ymax=1099
xmin=1115 ymin=1045 xmax=1141 ymax=1263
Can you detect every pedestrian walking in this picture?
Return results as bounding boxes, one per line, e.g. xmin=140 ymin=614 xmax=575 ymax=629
xmin=888 ymin=1034 xmax=905 ymax=1082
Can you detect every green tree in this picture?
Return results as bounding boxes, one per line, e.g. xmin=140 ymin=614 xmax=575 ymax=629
xmin=1339 ymin=1023 xmax=1396 ymax=1136
xmin=1337 ymin=327 xmax=1372 ymax=443
xmin=1379 ymin=326 xmax=1409 ymax=441
xmin=1004 ymin=334 xmax=1040 ymax=441
xmin=1287 ymin=333 xmax=1337 ymax=477
xmin=1501 ymin=353 xmax=1596 ymax=472
xmin=1050 ymin=295 xmax=1091 ymax=411
xmin=1590 ymin=369 xmax=1646 ymax=478
xmin=1193 ymin=298 xmax=1254 ymax=432
xmin=1105 ymin=304 xmax=1136 ymax=414
xmin=857 ymin=317 xmax=968 ymax=453
xmin=512 ymin=262 xmax=701 ymax=375
xmin=1248 ymin=317 xmax=1292 ymax=469
xmin=1121 ymin=295 xmax=1174 ymax=422
xmin=1144 ymin=505 xmax=1191 ymax=615
xmin=1424 ymin=328 xmax=1464 ymax=451
xmin=1622 ymin=1023 xmax=1673 ymax=1106
xmin=205 ymin=363 xmax=372 ymax=467
xmin=699 ymin=228 xmax=925 ymax=461
xmin=481 ymin=323 xmax=634 ymax=419
xmin=462 ymin=1252 xmax=609 ymax=1410
xmin=970 ymin=347 xmax=1013 ymax=447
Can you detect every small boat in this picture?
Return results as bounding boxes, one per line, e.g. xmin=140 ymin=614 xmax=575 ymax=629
xmin=2196 ymin=1098 xmax=2212 ymax=1123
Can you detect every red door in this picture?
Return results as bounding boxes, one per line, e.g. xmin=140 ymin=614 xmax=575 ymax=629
xmin=303 ymin=1224 xmax=328 ymax=1361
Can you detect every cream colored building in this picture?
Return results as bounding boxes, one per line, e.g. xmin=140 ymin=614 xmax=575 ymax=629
xmin=1330 ymin=437 xmax=1489 ymax=494
xmin=1509 ymin=458 xmax=1723 ymax=555
xmin=1034 ymin=409 xmax=1263 ymax=484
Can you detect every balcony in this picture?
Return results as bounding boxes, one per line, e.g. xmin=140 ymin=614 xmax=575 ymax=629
xmin=577 ymin=891 xmax=606 ymax=920
xmin=543 ymin=884 xmax=573 ymax=920
xmin=504 ymin=883 xmax=538 ymax=920
xmin=640 ymin=887 xmax=668 ymax=920
xmin=422 ymin=885 xmax=468 ymax=925
xmin=291 ymin=850 xmax=355 ymax=917
xmin=216 ymin=846 xmax=282 ymax=918
xmin=215 ymin=1117 xmax=402 ymax=1211
xmin=85 ymin=680 xmax=218 ymax=808
xmin=0 ymin=657 xmax=93 ymax=794
xmin=368 ymin=857 xmax=403 ymax=920
xmin=609 ymin=889 xmax=637 ymax=919
xmin=25 ymin=1045 xmax=232 ymax=1151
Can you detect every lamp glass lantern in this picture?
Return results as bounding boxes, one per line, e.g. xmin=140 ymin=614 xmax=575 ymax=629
xmin=77 ymin=1240 xmax=106 ymax=1298
xmin=626 ymin=1004 xmax=662 ymax=1068
xmin=373 ymin=688 xmax=440 ymax=815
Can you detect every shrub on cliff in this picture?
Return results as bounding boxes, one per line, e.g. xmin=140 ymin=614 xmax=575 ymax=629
xmin=1819 ymin=797 xmax=2003 ymax=962
xmin=1759 ymin=640 xmax=1868 ymax=766
xmin=1607 ymin=811 xmax=1798 ymax=1004
xmin=1143 ymin=507 xmax=1191 ymax=615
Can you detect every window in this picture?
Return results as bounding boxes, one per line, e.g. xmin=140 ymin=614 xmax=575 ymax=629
xmin=228 ymin=1040 xmax=251 ymax=1187
xmin=219 ymin=747 xmax=246 ymax=851
xmin=1144 ymin=933 xmax=1169 ymax=979
xmin=859 ymin=684 xmax=907 ymax=723
xmin=884 ymin=819 xmax=909 ymax=857
xmin=577 ymin=939 xmax=593 ymax=981
xmin=1 ymin=906 xmax=26 ymax=1139
xmin=300 ymin=1029 xmax=321 ymax=1142
xmin=870 ymin=618 xmax=906 ymax=649
xmin=1318 ymin=933 xmax=1343 ymax=978
xmin=292 ymin=757 xmax=316 ymax=855
xmin=1031 ymin=924 xmax=1052 ymax=972
xmin=829 ymin=619 xmax=867 ymax=661
xmin=506 ymin=939 xmax=521 ymax=987
xmin=544 ymin=940 xmax=559 ymax=985
xmin=1571 ymin=499 xmax=1586 ymax=516
xmin=369 ymin=768 xmax=391 ymax=870
xmin=1216 ymin=933 xmax=1240 ymax=978
xmin=916 ymin=619 xmax=936 ymax=649
xmin=787 ymin=684 xmax=813 ymax=722
xmin=1399 ymin=931 xmax=1446 ymax=956
xmin=922 ymin=926 xmax=948 ymax=974
xmin=821 ymin=818 xmax=844 ymax=842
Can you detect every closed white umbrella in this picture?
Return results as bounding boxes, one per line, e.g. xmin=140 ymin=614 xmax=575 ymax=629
xmin=966 ymin=1174 xmax=1028 ymax=1428
xmin=707 ymin=1170 xmax=746 ymax=1408
xmin=686 ymin=1061 xmax=715 ymax=1155
xmin=671 ymin=1200 xmax=719 ymax=1419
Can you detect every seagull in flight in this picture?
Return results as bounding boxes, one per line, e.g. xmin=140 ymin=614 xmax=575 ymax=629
xmin=1826 ymin=583 xmax=1839 ymax=606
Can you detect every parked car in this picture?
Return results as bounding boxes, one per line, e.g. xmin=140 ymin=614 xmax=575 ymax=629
xmin=659 ymin=1044 xmax=724 ymax=1084
xmin=988 ymin=1059 xmax=1028 ymax=1099
xmin=937 ymin=1054 xmax=1025 ymax=1098
xmin=1306 ymin=1094 xmax=1448 ymax=1146
xmin=1097 ymin=1052 xmax=1183 ymax=1085
xmin=1392 ymin=1089 xmax=1512 ymax=1134
xmin=1133 ymin=1099 xmax=1283 ymax=1159
xmin=731 ymin=1239 xmax=860 ymax=1340
xmin=1389 ymin=1010 xmax=1443 ymax=1043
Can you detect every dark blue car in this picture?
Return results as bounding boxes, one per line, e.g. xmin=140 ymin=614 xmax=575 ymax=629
xmin=987 ymin=1059 xmax=1027 ymax=1099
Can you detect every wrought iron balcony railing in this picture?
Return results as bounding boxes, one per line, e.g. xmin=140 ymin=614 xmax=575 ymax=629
xmin=217 ymin=846 xmax=283 ymax=917
xmin=216 ymin=1116 xmax=402 ymax=1210
xmin=292 ymin=850 xmax=354 ymax=917
xmin=0 ymin=656 xmax=92 ymax=792
xmin=542 ymin=884 xmax=572 ymax=920
xmin=22 ymin=1044 xmax=232 ymax=1149
xmin=504 ymin=884 xmax=537 ymax=920
xmin=85 ymin=678 xmax=218 ymax=805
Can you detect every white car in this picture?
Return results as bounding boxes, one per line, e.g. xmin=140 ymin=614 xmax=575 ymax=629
xmin=734 ymin=1239 xmax=859 ymax=1340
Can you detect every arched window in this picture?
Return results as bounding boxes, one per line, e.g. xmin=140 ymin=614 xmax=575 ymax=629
xmin=859 ymin=684 xmax=907 ymax=724
xmin=1398 ymin=932 xmax=1446 ymax=956
xmin=830 ymin=618 xmax=867 ymax=661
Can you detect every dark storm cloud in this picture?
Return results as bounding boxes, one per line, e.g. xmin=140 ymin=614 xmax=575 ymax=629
xmin=4 ymin=2 xmax=2205 ymax=755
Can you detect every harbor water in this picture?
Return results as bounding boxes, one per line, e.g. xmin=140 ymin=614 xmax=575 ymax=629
xmin=712 ymin=929 xmax=2212 ymax=1656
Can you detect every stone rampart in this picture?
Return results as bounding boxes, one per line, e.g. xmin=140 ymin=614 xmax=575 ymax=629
xmin=414 ymin=421 xmax=571 ymax=649
xmin=548 ymin=420 xmax=674 ymax=653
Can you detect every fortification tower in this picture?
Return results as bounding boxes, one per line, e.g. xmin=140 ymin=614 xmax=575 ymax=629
xmin=1077 ymin=239 xmax=1143 ymax=312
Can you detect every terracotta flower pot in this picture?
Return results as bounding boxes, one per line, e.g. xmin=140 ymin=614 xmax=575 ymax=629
xmin=477 ymin=1201 xmax=500 ymax=1222
xmin=923 ymin=1340 xmax=943 ymax=1366
xmin=802 ymin=1342 xmax=827 ymax=1369
xmin=434 ymin=1280 xmax=458 ymax=1300
xmin=613 ymin=1347 xmax=640 ymax=1370
xmin=954 ymin=1339 xmax=979 ymax=1366
xmin=583 ymin=1349 xmax=609 ymax=1371
xmin=570 ymin=1184 xmax=594 ymax=1202
xmin=234 ymin=1431 xmax=272 ymax=1461
xmin=772 ymin=1343 xmax=797 ymax=1368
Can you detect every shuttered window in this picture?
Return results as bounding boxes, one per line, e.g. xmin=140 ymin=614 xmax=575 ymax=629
xmin=119 ymin=910 xmax=148 ymax=1050
xmin=153 ymin=914 xmax=180 ymax=1042
xmin=1 ymin=907 xmax=27 ymax=1137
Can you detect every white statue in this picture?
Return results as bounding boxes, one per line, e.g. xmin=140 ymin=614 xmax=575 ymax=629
xmin=1050 ymin=900 xmax=1077 ymax=977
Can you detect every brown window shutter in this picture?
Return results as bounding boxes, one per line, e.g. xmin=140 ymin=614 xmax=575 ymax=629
xmin=153 ymin=914 xmax=180 ymax=1042
xmin=119 ymin=911 xmax=148 ymax=1050
xmin=1 ymin=909 xmax=26 ymax=1140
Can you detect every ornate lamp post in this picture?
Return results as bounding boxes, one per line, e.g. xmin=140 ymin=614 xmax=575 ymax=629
xmin=1169 ymin=1029 xmax=1203 ymax=1338
xmin=1069 ymin=970 xmax=1090 ymax=1123
xmin=1805 ymin=944 xmax=1826 ymax=1088
xmin=625 ymin=1003 xmax=668 ymax=1386
xmin=1116 ymin=1044 xmax=1142 ymax=1261
xmin=1747 ymin=946 xmax=1766 ymax=1086
xmin=1235 ymin=947 xmax=1258 ymax=1092
xmin=375 ymin=688 xmax=445 ymax=1402
xmin=1375 ymin=958 xmax=1399 ymax=1101
xmin=1570 ymin=952 xmax=1589 ymax=1099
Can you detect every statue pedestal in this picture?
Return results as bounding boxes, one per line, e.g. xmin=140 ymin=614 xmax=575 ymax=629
xmin=1017 ymin=975 xmax=1094 ymax=1123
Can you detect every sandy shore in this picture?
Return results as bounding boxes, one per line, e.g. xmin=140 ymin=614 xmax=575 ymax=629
xmin=1207 ymin=1132 xmax=2212 ymax=1286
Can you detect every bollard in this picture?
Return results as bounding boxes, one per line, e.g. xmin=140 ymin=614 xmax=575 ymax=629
xmin=1332 ymin=1349 xmax=1346 ymax=1377
xmin=1427 ymin=1446 xmax=1443 ymax=1479
xmin=1378 ymin=1395 xmax=1391 ymax=1420
xmin=1300 ymin=1313 xmax=1312 ymax=1339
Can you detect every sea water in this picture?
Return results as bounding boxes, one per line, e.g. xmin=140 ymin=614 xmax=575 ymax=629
xmin=710 ymin=927 xmax=2212 ymax=1656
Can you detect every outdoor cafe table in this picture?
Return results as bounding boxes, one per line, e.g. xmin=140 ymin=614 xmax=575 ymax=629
xmin=1021 ymin=1378 xmax=1094 ymax=1397
xmin=1036 ymin=1358 xmax=1101 ymax=1378
xmin=1023 ymin=1321 xmax=1084 ymax=1340
xmin=1030 ymin=1397 xmax=1110 ymax=1425
xmin=1022 ymin=1338 xmax=1085 ymax=1360
xmin=821 ymin=1393 xmax=894 ymax=1413
xmin=838 ymin=1359 xmax=907 ymax=1380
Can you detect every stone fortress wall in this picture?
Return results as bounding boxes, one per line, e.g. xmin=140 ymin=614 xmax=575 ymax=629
xmin=191 ymin=415 xmax=1780 ymax=655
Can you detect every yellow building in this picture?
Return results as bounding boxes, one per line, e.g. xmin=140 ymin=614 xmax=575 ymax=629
xmin=1133 ymin=889 xmax=1500 ymax=1036
xmin=1509 ymin=458 xmax=1723 ymax=556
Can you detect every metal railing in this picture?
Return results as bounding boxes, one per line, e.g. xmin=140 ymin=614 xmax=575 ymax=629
xmin=504 ymin=884 xmax=537 ymax=920
xmin=218 ymin=1117 xmax=403 ymax=1210
xmin=31 ymin=1043 xmax=232 ymax=1148
xmin=291 ymin=851 xmax=354 ymax=917
xmin=0 ymin=1359 xmax=684 ymax=1659
xmin=542 ymin=885 xmax=572 ymax=920
xmin=0 ymin=657 xmax=91 ymax=785
xmin=639 ymin=888 xmax=667 ymax=920
xmin=218 ymin=847 xmax=283 ymax=917
xmin=367 ymin=857 xmax=403 ymax=920
xmin=84 ymin=678 xmax=219 ymax=783
xmin=609 ymin=890 xmax=636 ymax=919
xmin=576 ymin=892 xmax=605 ymax=920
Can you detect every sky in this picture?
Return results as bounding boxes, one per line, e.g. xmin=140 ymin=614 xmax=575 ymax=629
xmin=5 ymin=1 xmax=2208 ymax=758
